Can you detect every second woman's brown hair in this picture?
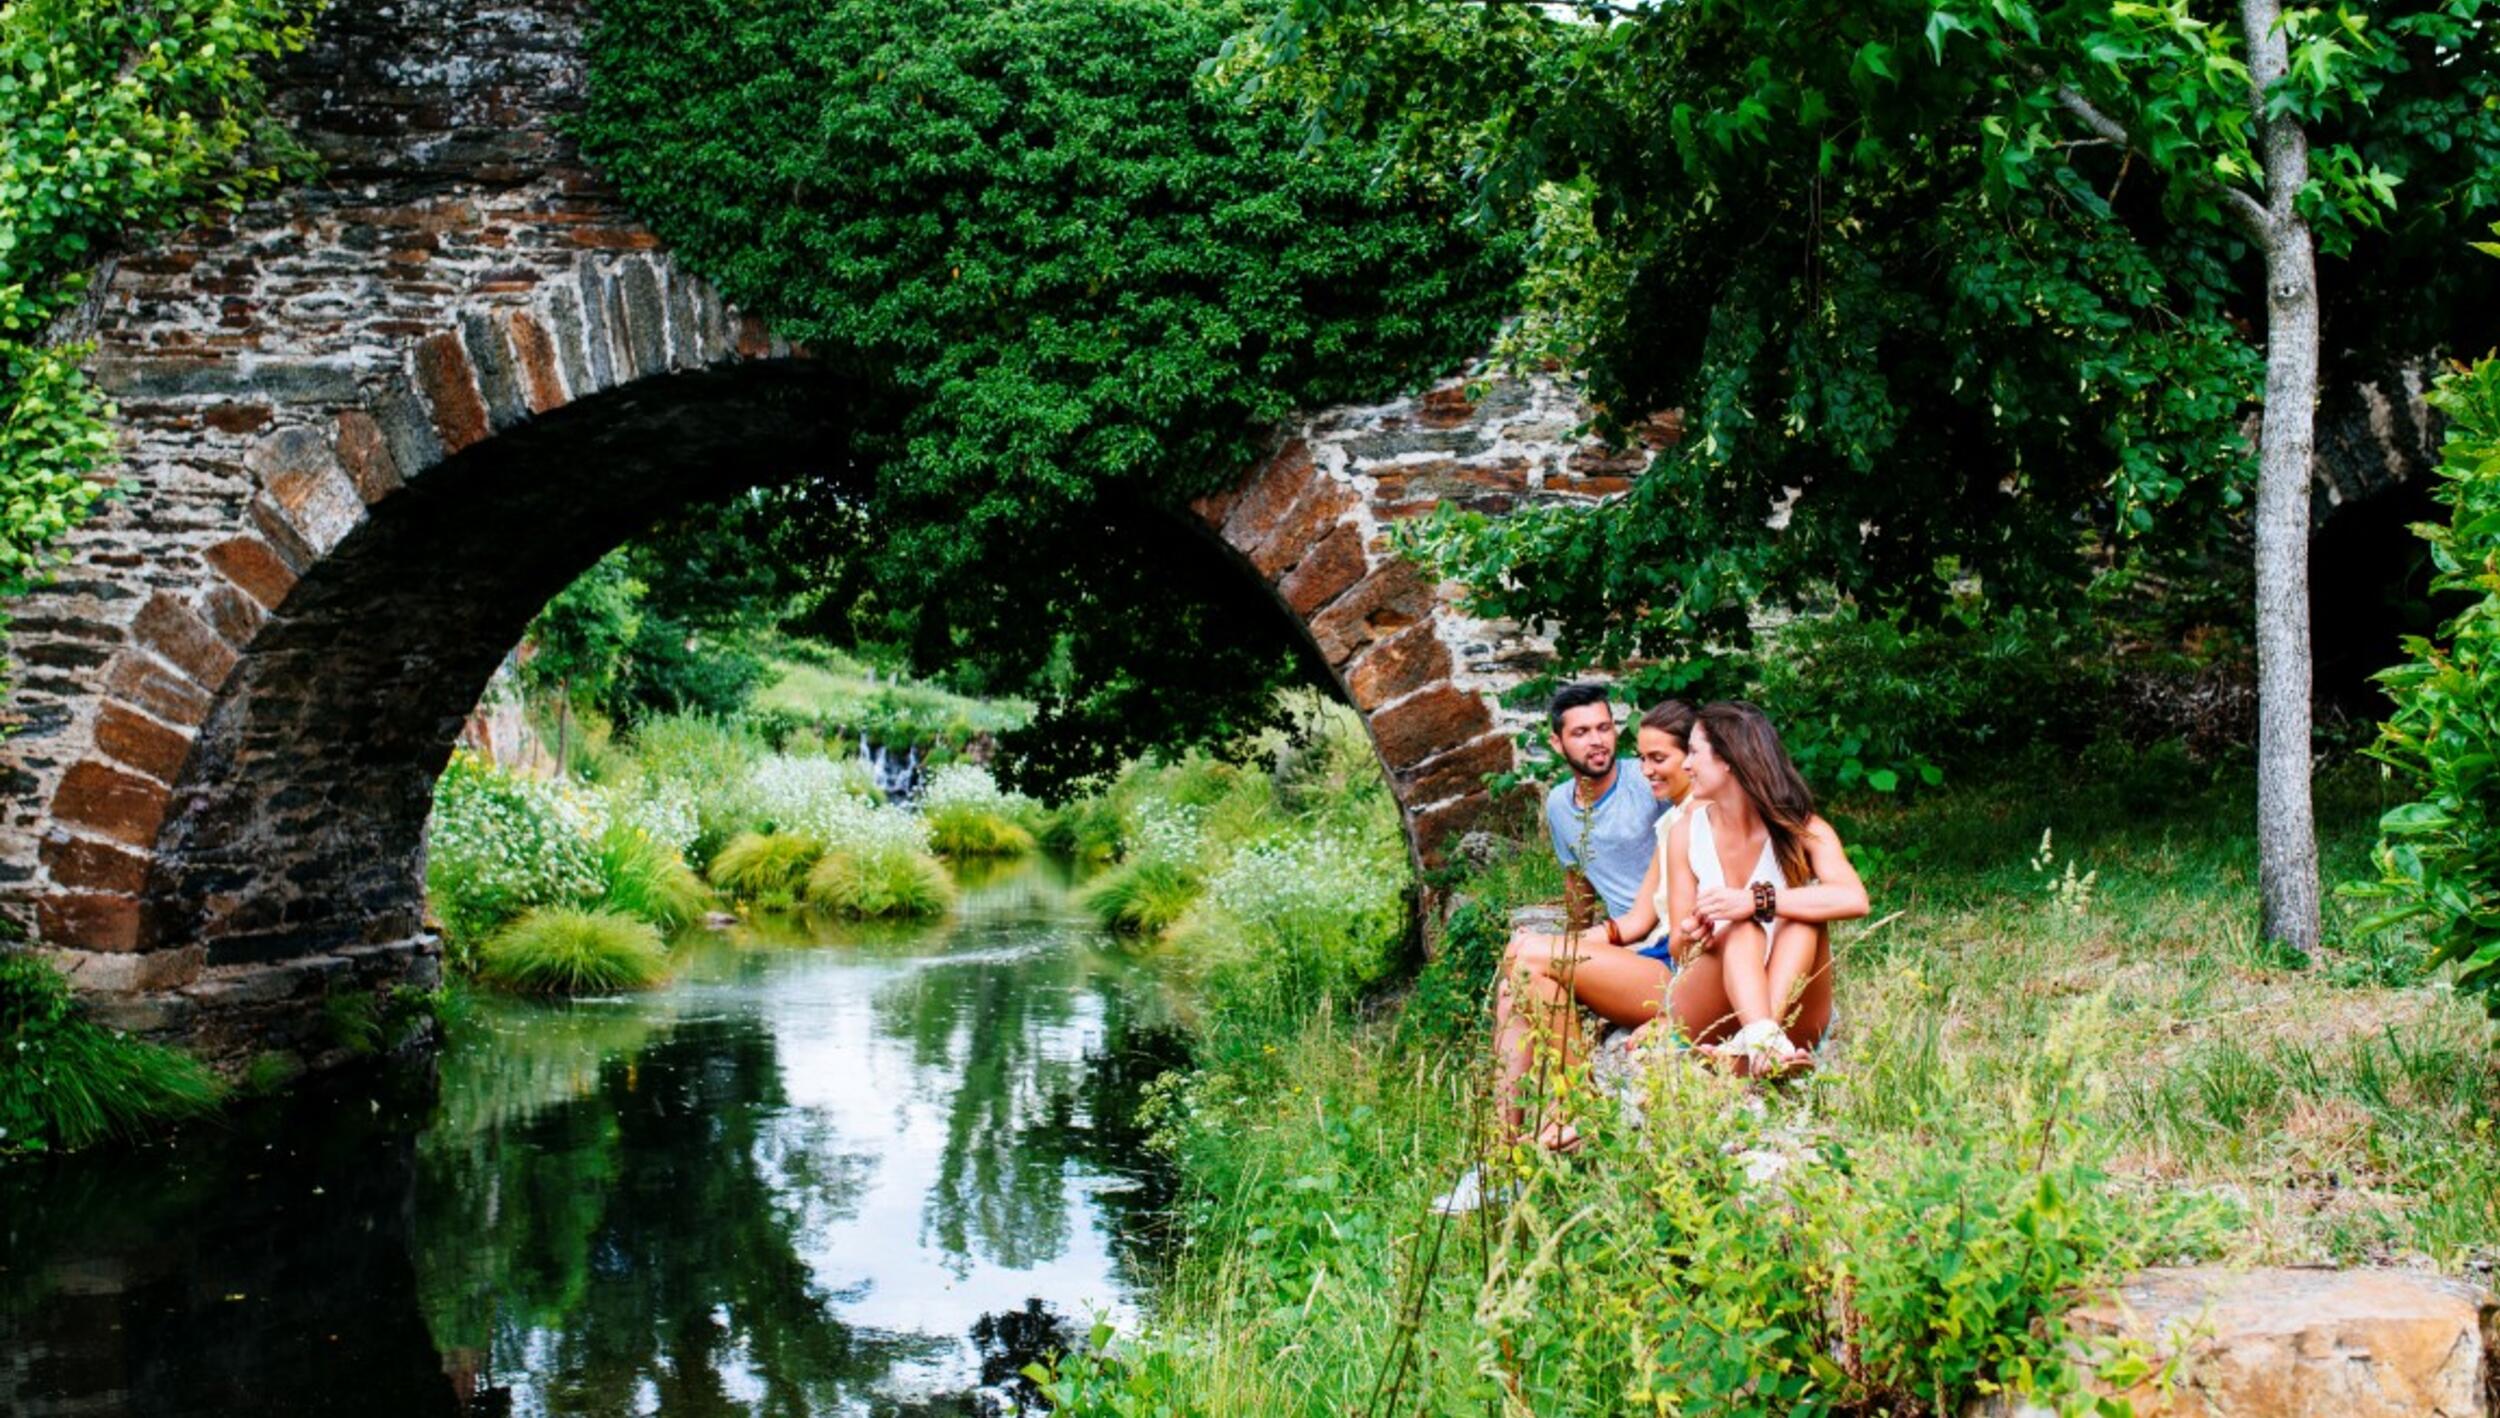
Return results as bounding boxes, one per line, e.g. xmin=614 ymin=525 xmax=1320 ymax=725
xmin=1697 ymin=701 xmax=1817 ymax=884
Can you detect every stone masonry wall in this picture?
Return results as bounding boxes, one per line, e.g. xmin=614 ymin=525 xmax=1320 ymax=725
xmin=0 ymin=0 xmax=1669 ymax=1068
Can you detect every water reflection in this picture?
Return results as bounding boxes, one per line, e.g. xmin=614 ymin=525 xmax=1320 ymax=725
xmin=2 ymin=856 xmax=1186 ymax=1417
xmin=415 ymin=854 xmax=1186 ymax=1414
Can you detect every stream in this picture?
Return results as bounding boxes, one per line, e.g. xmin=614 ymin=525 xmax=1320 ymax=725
xmin=2 ymin=855 xmax=1187 ymax=1417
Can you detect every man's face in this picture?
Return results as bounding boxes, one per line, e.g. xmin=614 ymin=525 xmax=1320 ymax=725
xmin=1549 ymin=702 xmax=1619 ymax=781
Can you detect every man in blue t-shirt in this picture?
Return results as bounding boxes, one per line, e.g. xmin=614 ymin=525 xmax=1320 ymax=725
xmin=1542 ymin=683 xmax=1665 ymax=925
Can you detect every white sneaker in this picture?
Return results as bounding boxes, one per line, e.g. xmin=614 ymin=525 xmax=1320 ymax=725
xmin=1429 ymin=1166 xmax=1516 ymax=1216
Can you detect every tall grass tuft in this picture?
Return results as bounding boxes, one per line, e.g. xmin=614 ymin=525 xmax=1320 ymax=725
xmin=706 ymin=830 xmax=826 ymax=907
xmin=926 ymin=803 xmax=1035 ymax=858
xmin=477 ymin=907 xmax=668 ymax=995
xmin=1082 ymin=857 xmax=1203 ymax=937
xmin=0 ymin=953 xmax=224 ymax=1154
xmin=804 ymin=842 xmax=955 ymax=919
xmin=593 ymin=821 xmax=713 ymax=930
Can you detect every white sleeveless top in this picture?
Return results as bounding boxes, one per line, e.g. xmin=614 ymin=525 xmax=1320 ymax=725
xmin=1685 ymin=801 xmax=1796 ymax=936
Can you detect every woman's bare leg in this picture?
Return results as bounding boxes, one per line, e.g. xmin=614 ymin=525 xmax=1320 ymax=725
xmin=1665 ymin=950 xmax=1739 ymax=1048
xmin=1494 ymin=930 xmax=1669 ymax=1140
xmin=1714 ymin=921 xmax=1776 ymax=1027
xmin=1771 ymin=922 xmax=1834 ymax=1049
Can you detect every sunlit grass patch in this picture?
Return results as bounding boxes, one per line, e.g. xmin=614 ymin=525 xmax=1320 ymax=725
xmin=477 ymin=907 xmax=668 ymax=995
xmin=1082 ymin=857 xmax=1203 ymax=937
xmin=926 ymin=803 xmax=1036 ymax=858
xmin=706 ymin=830 xmax=827 ymax=907
xmin=804 ymin=842 xmax=955 ymax=919
xmin=594 ymin=820 xmax=713 ymax=930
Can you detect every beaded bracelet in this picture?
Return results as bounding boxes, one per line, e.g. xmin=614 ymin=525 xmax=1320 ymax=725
xmin=1750 ymin=880 xmax=1777 ymax=924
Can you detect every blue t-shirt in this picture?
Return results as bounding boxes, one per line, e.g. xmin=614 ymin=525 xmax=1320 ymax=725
xmin=1544 ymin=768 xmax=1665 ymax=920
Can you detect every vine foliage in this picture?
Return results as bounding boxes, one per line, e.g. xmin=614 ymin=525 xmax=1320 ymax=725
xmin=0 ymin=0 xmax=318 ymax=689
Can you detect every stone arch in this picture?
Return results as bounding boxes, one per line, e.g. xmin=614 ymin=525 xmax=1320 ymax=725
xmin=0 ymin=0 xmax=1665 ymax=1059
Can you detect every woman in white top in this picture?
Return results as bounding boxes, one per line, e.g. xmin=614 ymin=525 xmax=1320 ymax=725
xmin=1492 ymin=699 xmax=1699 ymax=1149
xmin=1662 ymin=701 xmax=1869 ymax=1073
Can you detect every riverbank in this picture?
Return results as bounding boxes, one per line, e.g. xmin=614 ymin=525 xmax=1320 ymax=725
xmin=1043 ymin=753 xmax=2500 ymax=1415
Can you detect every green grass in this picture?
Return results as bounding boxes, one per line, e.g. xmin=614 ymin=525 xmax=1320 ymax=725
xmin=802 ymin=842 xmax=955 ymax=919
xmin=752 ymin=656 xmax=1031 ymax=739
xmin=594 ymin=821 xmax=714 ymax=930
xmin=705 ymin=830 xmax=826 ymax=906
xmin=1081 ymin=857 xmax=1203 ymax=937
xmin=925 ymin=802 xmax=1036 ymax=858
xmin=0 ymin=954 xmax=225 ymax=1154
xmin=1038 ymin=754 xmax=2500 ymax=1416
xmin=477 ymin=907 xmax=669 ymax=995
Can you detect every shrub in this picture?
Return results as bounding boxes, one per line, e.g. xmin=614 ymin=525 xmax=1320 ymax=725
xmin=706 ymin=830 xmax=828 ymax=907
xmin=922 ymin=765 xmax=1039 ymax=857
xmin=1042 ymin=794 xmax=1125 ymax=862
xmin=1178 ymin=825 xmax=1407 ymax=1018
xmin=0 ymin=953 xmax=224 ymax=1154
xmin=1083 ymin=857 xmax=1204 ymax=937
xmin=423 ymin=751 xmax=606 ymax=953
xmin=2358 ymin=341 xmax=2500 ymax=1014
xmin=593 ymin=820 xmax=713 ymax=931
xmin=804 ymin=842 xmax=955 ymax=919
xmin=626 ymin=713 xmax=765 ymax=865
xmin=477 ymin=907 xmax=668 ymax=994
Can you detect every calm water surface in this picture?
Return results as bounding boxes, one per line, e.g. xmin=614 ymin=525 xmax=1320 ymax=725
xmin=2 ymin=856 xmax=1186 ymax=1417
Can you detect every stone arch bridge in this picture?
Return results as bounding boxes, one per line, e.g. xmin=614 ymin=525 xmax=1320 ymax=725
xmin=0 ymin=0 xmax=1668 ymax=1064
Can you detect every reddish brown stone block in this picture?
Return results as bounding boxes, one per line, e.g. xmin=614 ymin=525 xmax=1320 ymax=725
xmin=1279 ymin=522 xmax=1368 ymax=617
xmin=1309 ymin=559 xmax=1435 ymax=665
xmin=413 ymin=330 xmax=491 ymax=454
xmin=1189 ymin=486 xmax=1240 ymax=530
xmin=204 ymin=403 xmax=274 ymax=435
xmin=1635 ymin=408 xmax=1684 ymax=447
xmin=1371 ymin=458 xmax=1532 ymax=508
xmin=131 ymin=592 xmax=238 ymax=688
xmin=1217 ymin=440 xmax=1315 ymax=553
xmin=205 ymin=535 xmax=299 ymax=609
xmin=1412 ymin=791 xmax=1500 ymax=869
xmin=104 ymin=652 xmax=213 ymax=727
xmin=1344 ymin=621 xmax=1453 ymax=710
xmin=1414 ymin=384 xmax=1478 ymax=430
xmin=506 ymin=310 xmax=567 ymax=413
xmin=564 ymin=226 xmax=663 ymax=250
xmin=1248 ymin=479 xmax=1358 ymax=581
xmin=1398 ymin=732 xmax=1515 ymax=808
xmin=50 ymin=761 xmax=171 ymax=850
xmin=1567 ymin=444 xmax=1650 ymax=477
xmin=1552 ymin=474 xmax=1632 ymax=498
xmin=336 ymin=410 xmax=402 ymax=503
xmin=93 ymin=704 xmax=192 ymax=784
xmin=38 ymin=893 xmax=144 ymax=952
xmin=1368 ymin=683 xmax=1493 ymax=770
xmin=734 ymin=313 xmax=774 ymax=358
xmin=41 ymin=833 xmax=152 ymax=895
xmin=199 ymin=583 xmax=265 ymax=648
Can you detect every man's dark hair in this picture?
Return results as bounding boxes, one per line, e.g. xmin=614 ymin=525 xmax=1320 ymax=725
xmin=1547 ymin=682 xmax=1611 ymax=731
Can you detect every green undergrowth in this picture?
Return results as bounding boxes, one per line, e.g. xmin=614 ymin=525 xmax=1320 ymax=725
xmin=707 ymin=830 xmax=828 ymax=908
xmin=477 ymin=907 xmax=669 ymax=996
xmin=1040 ymin=750 xmax=2500 ymax=1415
xmin=0 ymin=953 xmax=224 ymax=1155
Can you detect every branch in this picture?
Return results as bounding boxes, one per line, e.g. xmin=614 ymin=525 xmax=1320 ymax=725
xmin=2034 ymin=65 xmax=2275 ymax=244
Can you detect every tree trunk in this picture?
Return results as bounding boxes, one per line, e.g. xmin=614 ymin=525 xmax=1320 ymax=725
xmin=2244 ymin=0 xmax=2322 ymax=954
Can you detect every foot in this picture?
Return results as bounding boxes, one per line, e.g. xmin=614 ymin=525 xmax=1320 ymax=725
xmin=1429 ymin=1165 xmax=1517 ymax=1216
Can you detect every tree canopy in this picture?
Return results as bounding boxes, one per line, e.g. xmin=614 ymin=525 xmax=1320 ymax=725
xmin=575 ymin=0 xmax=1516 ymax=777
xmin=1230 ymin=0 xmax=2500 ymax=672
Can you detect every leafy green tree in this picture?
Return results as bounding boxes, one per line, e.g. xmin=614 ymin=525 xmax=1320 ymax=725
xmin=1239 ymin=0 xmax=2500 ymax=951
xmin=574 ymin=0 xmax=1513 ymax=781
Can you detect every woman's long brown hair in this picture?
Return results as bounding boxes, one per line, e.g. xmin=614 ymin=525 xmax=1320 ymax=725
xmin=1698 ymin=701 xmax=1817 ymax=884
